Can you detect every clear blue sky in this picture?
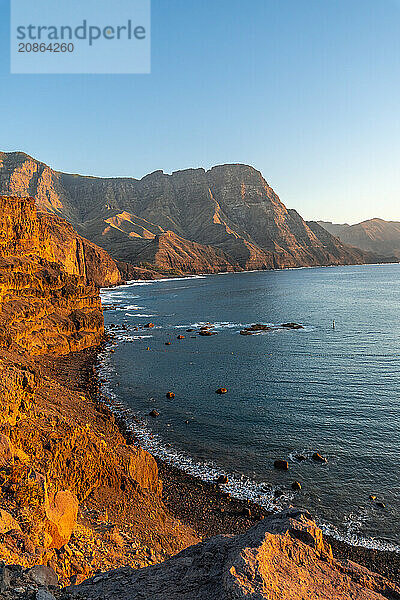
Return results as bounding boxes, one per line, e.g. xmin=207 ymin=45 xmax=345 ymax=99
xmin=1 ymin=0 xmax=399 ymax=223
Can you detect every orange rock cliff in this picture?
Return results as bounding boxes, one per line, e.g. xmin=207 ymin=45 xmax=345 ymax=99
xmin=0 ymin=195 xmax=198 ymax=589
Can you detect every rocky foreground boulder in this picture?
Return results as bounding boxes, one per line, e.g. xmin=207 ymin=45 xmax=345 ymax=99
xmin=60 ymin=509 xmax=399 ymax=600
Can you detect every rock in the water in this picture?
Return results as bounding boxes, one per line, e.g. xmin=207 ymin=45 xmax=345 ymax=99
xmin=274 ymin=460 xmax=289 ymax=470
xmin=64 ymin=508 xmax=399 ymax=600
xmin=248 ymin=324 xmax=271 ymax=331
xmin=295 ymin=454 xmax=307 ymax=462
xmin=177 ymin=335 xmax=185 ymax=340
xmin=240 ymin=323 xmax=273 ymax=335
xmin=376 ymin=501 xmax=386 ymax=509
xmin=281 ymin=322 xmax=304 ymax=329
xmin=216 ymin=387 xmax=228 ymax=394
xmin=216 ymin=475 xmax=229 ymax=485
xmin=166 ymin=392 xmax=175 ymax=399
xmin=145 ymin=323 xmax=155 ymax=329
xmin=199 ymin=330 xmax=218 ymax=336
xmin=149 ymin=410 xmax=160 ymax=418
xmin=312 ymin=452 xmax=328 ymax=463
xmin=369 ymin=495 xmax=377 ymax=501
xmin=291 ymin=481 xmax=302 ymax=491
xmin=165 ymin=342 xmax=172 ymax=346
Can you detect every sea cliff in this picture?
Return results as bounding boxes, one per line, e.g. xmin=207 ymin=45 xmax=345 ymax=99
xmin=0 ymin=196 xmax=197 ymax=590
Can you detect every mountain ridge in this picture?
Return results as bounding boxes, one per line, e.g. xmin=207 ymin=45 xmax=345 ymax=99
xmin=318 ymin=218 xmax=400 ymax=259
xmin=0 ymin=151 xmax=395 ymax=275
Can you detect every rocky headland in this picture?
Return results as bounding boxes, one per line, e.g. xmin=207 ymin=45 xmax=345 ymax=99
xmin=1 ymin=152 xmax=395 ymax=278
xmin=0 ymin=194 xmax=399 ymax=599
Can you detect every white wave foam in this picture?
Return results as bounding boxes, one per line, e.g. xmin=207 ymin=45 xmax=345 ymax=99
xmin=125 ymin=305 xmax=145 ymax=310
xmin=124 ymin=314 xmax=156 ymax=318
xmin=116 ymin=335 xmax=153 ymax=342
xmin=173 ymin=321 xmax=244 ymax=330
xmin=126 ymin=275 xmax=206 ymax=285
xmin=318 ymin=518 xmax=400 ymax=554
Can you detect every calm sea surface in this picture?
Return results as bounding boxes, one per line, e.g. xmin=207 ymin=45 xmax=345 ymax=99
xmin=100 ymin=264 xmax=400 ymax=549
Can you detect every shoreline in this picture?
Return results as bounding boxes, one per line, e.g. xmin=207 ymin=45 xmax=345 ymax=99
xmin=98 ymin=268 xmax=400 ymax=585
xmin=121 ymin=259 xmax=400 ymax=284
xmin=95 ymin=341 xmax=400 ymax=584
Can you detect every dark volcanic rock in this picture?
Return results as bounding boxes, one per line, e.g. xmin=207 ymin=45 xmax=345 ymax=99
xmin=274 ymin=460 xmax=289 ymax=471
xmin=312 ymin=453 xmax=328 ymax=463
xmin=62 ymin=509 xmax=400 ymax=600
xmin=281 ymin=323 xmax=304 ymax=330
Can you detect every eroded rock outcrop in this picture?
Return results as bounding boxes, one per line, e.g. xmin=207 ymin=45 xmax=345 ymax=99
xmin=63 ymin=509 xmax=400 ymax=599
xmin=0 ymin=196 xmax=105 ymax=355
xmin=0 ymin=196 xmax=198 ymax=586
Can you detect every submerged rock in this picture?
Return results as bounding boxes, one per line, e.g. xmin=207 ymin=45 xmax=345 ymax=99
xmin=295 ymin=454 xmax=307 ymax=462
xmin=240 ymin=323 xmax=271 ymax=335
xmin=312 ymin=453 xmax=328 ymax=464
xmin=274 ymin=460 xmax=289 ymax=471
xmin=216 ymin=475 xmax=229 ymax=485
xmin=248 ymin=324 xmax=271 ymax=331
xmin=281 ymin=322 xmax=304 ymax=329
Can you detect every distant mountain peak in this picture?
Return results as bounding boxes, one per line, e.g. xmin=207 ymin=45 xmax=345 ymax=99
xmin=0 ymin=149 xmax=394 ymax=275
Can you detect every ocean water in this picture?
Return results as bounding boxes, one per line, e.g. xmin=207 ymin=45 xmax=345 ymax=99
xmin=100 ymin=264 xmax=400 ymax=550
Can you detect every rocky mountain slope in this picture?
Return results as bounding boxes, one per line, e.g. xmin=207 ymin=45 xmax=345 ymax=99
xmin=61 ymin=509 xmax=399 ymax=600
xmin=0 ymin=190 xmax=122 ymax=289
xmin=38 ymin=211 xmax=122 ymax=287
xmin=0 ymin=196 xmax=107 ymax=354
xmin=319 ymin=218 xmax=400 ymax=259
xmin=0 ymin=152 xmax=388 ymax=275
xmin=0 ymin=195 xmax=198 ymax=589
